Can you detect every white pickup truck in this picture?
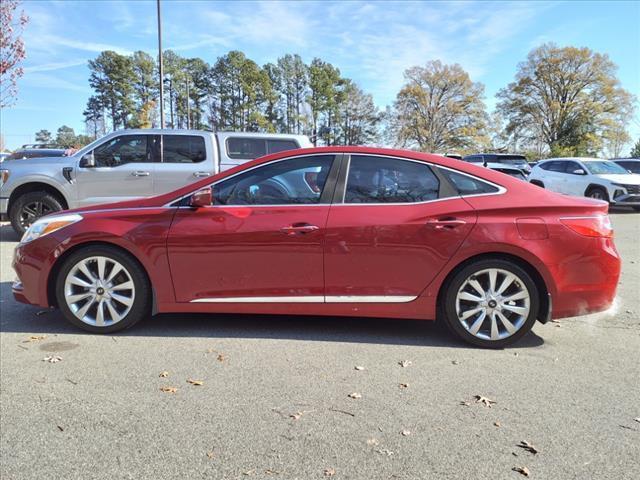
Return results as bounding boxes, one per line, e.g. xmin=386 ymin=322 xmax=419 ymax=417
xmin=0 ymin=129 xmax=312 ymax=234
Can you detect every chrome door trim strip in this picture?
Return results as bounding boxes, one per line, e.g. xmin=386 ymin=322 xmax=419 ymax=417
xmin=191 ymin=296 xmax=325 ymax=303
xmin=325 ymin=295 xmax=417 ymax=303
xmin=190 ymin=295 xmax=417 ymax=303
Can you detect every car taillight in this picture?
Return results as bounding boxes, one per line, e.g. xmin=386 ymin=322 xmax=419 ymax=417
xmin=560 ymin=215 xmax=613 ymax=238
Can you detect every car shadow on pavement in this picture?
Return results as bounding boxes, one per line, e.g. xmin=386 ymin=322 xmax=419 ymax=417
xmin=0 ymin=223 xmax=19 ymax=242
xmin=0 ymin=285 xmax=544 ymax=349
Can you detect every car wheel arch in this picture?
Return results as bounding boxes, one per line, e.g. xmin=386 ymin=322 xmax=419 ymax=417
xmin=435 ymin=252 xmax=551 ymax=324
xmin=46 ymin=240 xmax=156 ymax=313
xmin=584 ymin=183 xmax=609 ymax=198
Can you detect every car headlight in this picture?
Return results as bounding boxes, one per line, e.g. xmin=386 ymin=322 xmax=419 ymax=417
xmin=0 ymin=169 xmax=9 ymax=186
xmin=20 ymin=213 xmax=83 ymax=244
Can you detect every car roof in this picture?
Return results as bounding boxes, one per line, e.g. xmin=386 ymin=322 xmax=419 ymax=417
xmin=484 ymin=162 xmax=522 ymax=171
xmin=465 ymin=153 xmax=526 ymax=158
xmin=539 ymin=157 xmax=606 ymax=163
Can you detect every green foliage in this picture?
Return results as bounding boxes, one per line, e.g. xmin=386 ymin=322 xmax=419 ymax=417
xmin=34 ymin=129 xmax=52 ymax=143
xmin=629 ymin=139 xmax=640 ymax=158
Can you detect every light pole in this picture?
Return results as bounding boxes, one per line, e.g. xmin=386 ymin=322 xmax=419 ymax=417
xmin=157 ymin=0 xmax=165 ymax=129
xmin=186 ymin=78 xmax=190 ymax=129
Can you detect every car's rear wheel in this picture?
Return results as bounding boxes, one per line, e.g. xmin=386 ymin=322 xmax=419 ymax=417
xmin=442 ymin=259 xmax=539 ymax=348
xmin=10 ymin=191 xmax=64 ymax=236
xmin=55 ymin=245 xmax=151 ymax=333
xmin=586 ymin=186 xmax=609 ymax=202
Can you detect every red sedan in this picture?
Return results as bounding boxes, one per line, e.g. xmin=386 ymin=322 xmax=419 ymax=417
xmin=12 ymin=147 xmax=621 ymax=347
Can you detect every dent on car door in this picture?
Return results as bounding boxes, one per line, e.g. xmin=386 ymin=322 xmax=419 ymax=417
xmin=166 ymin=154 xmax=339 ymax=302
xmin=323 ymin=155 xmax=478 ymax=301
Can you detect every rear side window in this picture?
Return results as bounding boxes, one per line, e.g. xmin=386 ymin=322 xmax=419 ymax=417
xmin=345 ymin=156 xmax=439 ymax=203
xmin=439 ymin=169 xmax=499 ymax=195
xmin=162 ymin=135 xmax=206 ymax=163
xmin=539 ymin=161 xmax=565 ymax=172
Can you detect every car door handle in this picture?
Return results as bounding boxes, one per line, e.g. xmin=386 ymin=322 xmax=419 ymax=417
xmin=426 ymin=218 xmax=467 ymax=230
xmin=280 ymin=224 xmax=320 ymax=235
xmin=193 ymin=171 xmax=211 ymax=177
xmin=131 ymin=170 xmax=150 ymax=177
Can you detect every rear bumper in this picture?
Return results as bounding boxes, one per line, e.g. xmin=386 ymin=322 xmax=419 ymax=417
xmin=551 ymin=237 xmax=621 ymax=319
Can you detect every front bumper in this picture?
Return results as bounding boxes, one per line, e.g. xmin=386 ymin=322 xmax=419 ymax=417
xmin=611 ymin=192 xmax=640 ymax=206
xmin=12 ymin=235 xmax=62 ymax=307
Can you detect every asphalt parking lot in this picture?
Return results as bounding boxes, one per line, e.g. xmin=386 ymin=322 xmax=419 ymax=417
xmin=1 ymin=211 xmax=638 ymax=480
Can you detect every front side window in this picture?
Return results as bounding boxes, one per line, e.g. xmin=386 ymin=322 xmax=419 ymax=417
xmin=163 ymin=135 xmax=206 ymax=163
xmin=439 ymin=169 xmax=499 ymax=195
xmin=584 ymin=161 xmax=628 ymax=175
xmin=226 ymin=138 xmax=266 ymax=160
xmin=214 ymin=155 xmax=334 ymax=205
xmin=344 ymin=156 xmax=439 ymax=204
xmin=564 ymin=161 xmax=583 ymax=174
xmin=93 ymin=135 xmax=149 ymax=167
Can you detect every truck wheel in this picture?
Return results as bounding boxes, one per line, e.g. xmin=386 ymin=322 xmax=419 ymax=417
xmin=9 ymin=191 xmax=64 ymax=236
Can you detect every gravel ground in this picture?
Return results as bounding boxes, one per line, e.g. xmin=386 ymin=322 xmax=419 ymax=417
xmin=1 ymin=210 xmax=638 ymax=480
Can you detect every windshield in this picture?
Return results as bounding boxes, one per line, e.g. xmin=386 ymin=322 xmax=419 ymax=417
xmin=585 ymin=161 xmax=628 ymax=175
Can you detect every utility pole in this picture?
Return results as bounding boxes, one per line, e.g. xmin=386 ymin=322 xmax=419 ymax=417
xmin=157 ymin=0 xmax=165 ymax=129
xmin=186 ymin=79 xmax=190 ymax=129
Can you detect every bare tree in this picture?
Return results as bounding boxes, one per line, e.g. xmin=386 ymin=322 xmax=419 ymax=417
xmin=0 ymin=0 xmax=28 ymax=107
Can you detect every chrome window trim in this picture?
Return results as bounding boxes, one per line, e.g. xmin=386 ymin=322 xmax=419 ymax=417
xmin=190 ymin=295 xmax=417 ymax=303
xmin=164 ymin=152 xmax=507 ymax=208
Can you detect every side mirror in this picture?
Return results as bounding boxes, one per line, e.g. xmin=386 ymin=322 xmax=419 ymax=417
xmin=189 ymin=187 xmax=212 ymax=208
xmin=572 ymin=168 xmax=586 ymax=175
xmin=79 ymin=152 xmax=96 ymax=168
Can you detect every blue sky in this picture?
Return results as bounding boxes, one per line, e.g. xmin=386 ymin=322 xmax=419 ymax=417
xmin=2 ymin=0 xmax=639 ymax=151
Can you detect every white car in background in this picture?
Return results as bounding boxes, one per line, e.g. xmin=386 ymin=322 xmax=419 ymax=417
xmin=528 ymin=157 xmax=640 ymax=211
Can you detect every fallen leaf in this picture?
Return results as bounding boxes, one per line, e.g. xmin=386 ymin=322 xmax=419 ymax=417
xmin=375 ymin=448 xmax=394 ymax=456
xmin=459 ymin=401 xmax=471 ymax=407
xmin=206 ymin=348 xmax=217 ymax=354
xmin=160 ymin=386 xmax=178 ymax=393
xmin=474 ymin=395 xmax=496 ymax=407
xmin=401 ymin=430 xmax=411 ymax=436
xmin=206 ymin=451 xmax=215 ymax=459
xmin=354 ymin=366 xmax=365 ymax=371
xmin=399 ymin=360 xmax=412 ymax=368
xmin=187 ymin=378 xmax=204 ymax=386
xmin=451 ymin=360 xmax=460 ymax=365
xmin=348 ymin=392 xmax=362 ymax=399
xmin=217 ymin=354 xmax=225 ymax=362
xmin=324 ymin=468 xmax=336 ymax=477
xmin=159 ymin=371 xmax=169 ymax=378
xmin=264 ymin=469 xmax=280 ymax=475
xmin=329 ymin=407 xmax=355 ymax=417
xmin=366 ymin=438 xmax=379 ymax=446
xmin=512 ymin=466 xmax=530 ymax=477
xmin=494 ymin=421 xmax=501 ymax=427
xmin=517 ymin=440 xmax=539 ymax=455
xmin=242 ymin=470 xmax=255 ymax=476
xmin=634 ymin=417 xmax=640 ymax=423
xmin=23 ymin=335 xmax=46 ymax=343
xmin=290 ymin=411 xmax=303 ymax=420
xmin=35 ymin=310 xmax=50 ymax=316
xmin=42 ymin=355 xmax=62 ymax=363
xmin=57 ymin=425 xmax=64 ymax=432
xmin=399 ymin=383 xmax=409 ymax=389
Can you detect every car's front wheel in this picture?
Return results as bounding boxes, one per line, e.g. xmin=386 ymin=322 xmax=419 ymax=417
xmin=55 ymin=245 xmax=151 ymax=333
xmin=585 ymin=186 xmax=609 ymax=202
xmin=442 ymin=259 xmax=540 ymax=348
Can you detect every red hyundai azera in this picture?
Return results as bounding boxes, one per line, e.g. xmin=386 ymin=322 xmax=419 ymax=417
xmin=12 ymin=147 xmax=621 ymax=347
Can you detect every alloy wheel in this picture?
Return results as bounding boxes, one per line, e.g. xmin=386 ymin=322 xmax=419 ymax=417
xmin=455 ymin=268 xmax=531 ymax=341
xmin=63 ymin=256 xmax=135 ymax=327
xmin=19 ymin=201 xmax=53 ymax=228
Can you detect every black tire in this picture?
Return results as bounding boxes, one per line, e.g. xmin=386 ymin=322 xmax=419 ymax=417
xmin=585 ymin=186 xmax=609 ymax=202
xmin=9 ymin=191 xmax=64 ymax=235
xmin=530 ymin=180 xmax=544 ymax=188
xmin=441 ymin=258 xmax=540 ymax=348
xmin=55 ymin=245 xmax=151 ymax=333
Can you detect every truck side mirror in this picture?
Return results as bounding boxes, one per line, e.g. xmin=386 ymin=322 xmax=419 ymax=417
xmin=79 ymin=152 xmax=96 ymax=168
xmin=190 ymin=187 xmax=212 ymax=208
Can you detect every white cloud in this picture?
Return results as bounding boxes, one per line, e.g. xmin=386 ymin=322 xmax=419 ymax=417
xmin=20 ymin=73 xmax=90 ymax=93
xmin=23 ymin=60 xmax=87 ymax=74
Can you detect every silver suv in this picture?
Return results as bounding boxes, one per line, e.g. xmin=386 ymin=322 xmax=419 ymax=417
xmin=0 ymin=129 xmax=312 ymax=234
